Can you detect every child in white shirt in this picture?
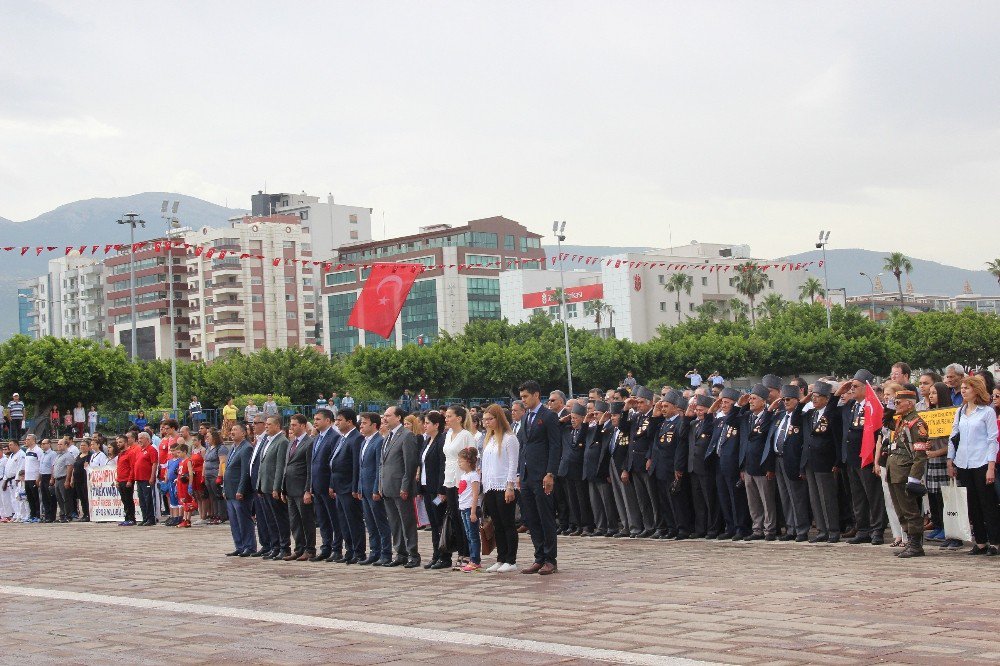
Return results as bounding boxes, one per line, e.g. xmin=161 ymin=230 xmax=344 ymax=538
xmin=457 ymin=447 xmax=482 ymax=572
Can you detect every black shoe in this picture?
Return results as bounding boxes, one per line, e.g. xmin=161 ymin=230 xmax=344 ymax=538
xmin=705 ymin=532 xmax=719 ymax=540
xmin=795 ymin=534 xmax=809 ymax=542
xmin=731 ymin=532 xmax=744 ymax=541
xmin=343 ymin=556 xmax=358 ymax=565
xmin=691 ymin=532 xmax=706 ymax=539
xmin=326 ymin=553 xmax=345 ymax=563
xmin=569 ymin=529 xmax=583 ymax=537
xmin=404 ymin=558 xmax=421 ymax=568
xmin=430 ymin=559 xmax=451 ymax=570
xmin=269 ymin=550 xmax=287 ymax=560
xmin=744 ymin=533 xmax=764 ymax=541
xmin=238 ymin=550 xmax=253 ymax=557
xmin=828 ymin=535 xmax=841 ymax=544
xmin=986 ymin=546 xmax=999 ymax=556
xmin=651 ymin=530 xmax=666 ymax=540
xmin=847 ymin=534 xmax=870 ymax=544
xmin=764 ymin=534 xmax=776 ymax=542
xmin=359 ymin=556 xmax=379 ymax=566
xmin=674 ymin=531 xmax=690 ymax=540
xmin=809 ymin=534 xmax=828 ymax=543
xmin=968 ymin=545 xmax=989 ymax=555
xmin=581 ymin=530 xmax=596 ymax=537
xmin=613 ymin=531 xmax=629 ymax=538
xmin=716 ymin=532 xmax=734 ymax=540
xmin=778 ymin=533 xmax=795 ymax=542
xmin=374 ymin=559 xmax=391 ymax=567
xmin=385 ymin=558 xmax=406 ymax=568
xmin=309 ymin=552 xmax=329 ymax=562
xmin=870 ymin=536 xmax=884 ymax=545
xmin=603 ymin=530 xmax=615 ymax=537
xmin=250 ymin=548 xmax=268 ymax=557
xmin=423 ymin=558 xmax=438 ymax=569
xmin=226 ymin=550 xmax=241 ymax=557
xmin=639 ymin=529 xmax=655 ymax=538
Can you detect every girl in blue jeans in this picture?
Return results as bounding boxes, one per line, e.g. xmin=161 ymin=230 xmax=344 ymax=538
xmin=457 ymin=447 xmax=482 ymax=572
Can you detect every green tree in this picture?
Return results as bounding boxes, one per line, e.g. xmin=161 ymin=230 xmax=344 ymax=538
xmin=756 ymin=293 xmax=787 ymax=320
xmin=664 ymin=273 xmax=694 ymax=324
xmin=883 ymin=252 xmax=914 ymax=309
xmin=728 ymin=297 xmax=749 ymax=323
xmin=987 ymin=258 xmax=1000 ymax=285
xmin=694 ymin=300 xmax=725 ymax=323
xmin=733 ymin=261 xmax=767 ymax=326
xmin=798 ymin=277 xmax=825 ymax=304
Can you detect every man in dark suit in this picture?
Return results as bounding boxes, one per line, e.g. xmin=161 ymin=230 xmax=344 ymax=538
xmin=517 ymin=380 xmax=562 ymax=575
xmin=707 ymin=388 xmax=749 ymax=540
xmin=768 ymin=384 xmax=811 ymax=542
xmin=649 ymin=390 xmax=692 ymax=539
xmin=311 ymin=409 xmax=343 ymax=562
xmin=223 ymin=422 xmax=255 ymax=557
xmin=621 ymin=386 xmax=662 ymax=538
xmin=559 ymin=402 xmax=593 ymax=536
xmin=247 ymin=416 xmax=275 ymax=557
xmin=583 ymin=401 xmax=618 ymax=537
xmin=737 ymin=384 xmax=777 ymax=541
xmin=379 ymin=406 xmax=421 ymax=568
xmin=606 ymin=402 xmax=641 ymax=537
xmin=838 ymin=369 xmax=887 ymax=545
xmin=687 ymin=394 xmax=720 ymax=538
xmin=354 ymin=412 xmax=390 ymax=566
xmin=282 ymin=414 xmax=314 ymax=561
xmin=257 ymin=416 xmax=291 ymax=560
xmin=803 ymin=381 xmax=843 ymax=543
xmin=329 ymin=408 xmax=366 ymax=564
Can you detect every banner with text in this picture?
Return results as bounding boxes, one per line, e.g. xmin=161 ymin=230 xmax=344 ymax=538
xmin=921 ymin=407 xmax=958 ymax=439
xmin=87 ymin=464 xmax=144 ymax=523
xmin=522 ymin=283 xmax=604 ymax=309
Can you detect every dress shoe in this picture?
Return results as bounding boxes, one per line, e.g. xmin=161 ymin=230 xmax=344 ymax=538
xmin=778 ymin=533 xmax=796 ymax=542
xmin=691 ymin=532 xmax=706 ymax=539
xmin=674 ymin=531 xmax=690 ymax=540
xmin=827 ymin=535 xmax=841 ymax=544
xmin=238 ymin=550 xmax=253 ymax=557
xmin=847 ymin=534 xmax=870 ymax=545
xmin=384 ymin=558 xmax=406 ymax=567
xmin=309 ymin=552 xmax=330 ymax=562
xmin=795 ymin=534 xmax=809 ymax=542
xmin=360 ymin=556 xmax=380 ymax=566
xmin=744 ymin=533 xmax=764 ymax=541
xmin=516 ymin=525 xmax=528 ymax=533
xmin=423 ymin=558 xmax=438 ymax=569
xmin=326 ymin=553 xmax=345 ymax=563
xmin=404 ymin=558 xmax=421 ymax=568
xmin=764 ymin=534 xmax=776 ymax=542
xmin=250 ymin=548 xmax=268 ymax=557
xmin=731 ymin=532 xmax=745 ymax=541
xmin=808 ymin=534 xmax=828 ymax=543
xmin=639 ymin=529 xmax=655 ymax=538
xmin=569 ymin=528 xmax=583 ymax=537
xmin=870 ymin=536 xmax=884 ymax=546
xmin=842 ymin=527 xmax=857 ymax=539
xmin=283 ymin=552 xmax=302 ymax=561
xmin=613 ymin=530 xmax=629 ymax=538
xmin=430 ymin=559 xmax=451 ymax=570
xmin=651 ymin=530 xmax=666 ymax=540
xmin=538 ymin=562 xmax=557 ymax=575
xmin=343 ymin=556 xmax=358 ymax=565
xmin=602 ymin=530 xmax=614 ymax=537
xmin=374 ymin=559 xmax=391 ymax=567
xmin=581 ymin=530 xmax=596 ymax=537
xmin=295 ymin=552 xmax=311 ymax=561
xmin=521 ymin=562 xmax=543 ymax=574
xmin=226 ymin=550 xmax=241 ymax=557
xmin=716 ymin=532 xmax=734 ymax=540
xmin=705 ymin=532 xmax=719 ymax=540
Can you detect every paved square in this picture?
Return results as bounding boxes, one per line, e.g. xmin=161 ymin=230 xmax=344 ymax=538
xmin=2 ymin=523 xmax=998 ymax=665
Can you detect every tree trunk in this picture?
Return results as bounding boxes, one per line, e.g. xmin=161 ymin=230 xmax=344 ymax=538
xmin=896 ymin=273 xmax=904 ymax=310
xmin=749 ymin=298 xmax=756 ymax=326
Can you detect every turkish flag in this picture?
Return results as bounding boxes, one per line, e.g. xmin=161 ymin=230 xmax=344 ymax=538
xmin=347 ymin=263 xmax=423 ymax=338
xmin=860 ymin=382 xmax=884 ymax=467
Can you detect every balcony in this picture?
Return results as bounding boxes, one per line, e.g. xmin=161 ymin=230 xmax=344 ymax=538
xmin=214 ymin=318 xmax=246 ymax=332
xmin=214 ymin=299 xmax=244 ymax=312
xmin=213 ymin=280 xmax=243 ymax=294
xmin=212 ymin=261 xmax=243 ymax=277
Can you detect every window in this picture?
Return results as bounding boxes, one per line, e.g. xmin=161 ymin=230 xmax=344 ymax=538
xmin=465 ymin=254 xmax=500 ymax=268
xmin=689 ymin=302 xmax=696 ymax=311
xmin=349 ymin=214 xmax=358 ymax=224
xmin=520 ymin=237 xmax=541 ymax=251
xmin=566 ymin=303 xmax=578 ymax=318
xmin=468 ymin=300 xmax=501 ymax=319
xmin=286 ymin=312 xmax=297 ymax=319
xmin=659 ymin=302 xmax=666 ymax=312
xmin=326 ymin=270 xmax=356 ymax=286
xmin=470 ymin=232 xmax=498 ymax=248
xmin=584 ymin=301 xmax=597 ymax=315
xmin=286 ymin=294 xmax=294 ymax=301
xmin=401 ymin=279 xmax=438 ymax=346
xmin=658 ymin=275 xmax=665 ymax=285
xmin=521 ymin=260 xmax=542 ymax=270
xmin=299 ymin=210 xmax=308 ymax=220
xmin=251 ymin=295 xmax=262 ymax=303
xmin=768 ymin=280 xmax=774 ymax=288
xmin=285 ymin=277 xmax=295 ymax=284
xmin=302 ymin=243 xmax=311 ymax=253
xmin=250 ymin=240 xmax=262 ymax=251
xmin=504 ymin=234 xmax=515 ymax=250
xmin=350 ymin=231 xmax=359 ymax=240
xmin=303 ymin=277 xmax=314 ymax=287
xmin=327 ymin=292 xmax=359 ymax=355
xmin=467 ymin=278 xmax=500 ymax=296
xmin=674 ymin=302 xmax=680 ymax=311
xmin=302 ymin=227 xmax=309 ymax=234
xmin=283 ymin=241 xmax=295 ymax=250
xmin=251 ymin=277 xmax=263 ymax=286
xmin=701 ymin=277 xmax=708 ymax=286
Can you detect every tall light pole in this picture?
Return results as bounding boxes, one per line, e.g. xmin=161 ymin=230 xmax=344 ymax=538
xmin=859 ymin=271 xmax=875 ymax=321
xmin=816 ymin=230 xmax=832 ymax=328
xmin=117 ymin=212 xmax=146 ymax=359
xmin=162 ymin=200 xmax=180 ymax=415
xmin=553 ymin=220 xmax=574 ymax=398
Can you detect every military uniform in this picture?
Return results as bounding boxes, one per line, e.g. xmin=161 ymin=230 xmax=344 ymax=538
xmin=621 ymin=387 xmax=662 ymax=536
xmin=768 ymin=385 xmax=811 ymax=541
xmin=886 ymin=394 xmax=929 ymax=558
xmin=841 ymin=369 xmax=887 ymax=545
xmin=649 ymin=391 xmax=692 ymax=539
xmin=583 ymin=402 xmax=619 ymax=536
xmin=707 ymin=388 xmax=751 ymax=539
xmin=607 ymin=403 xmax=642 ymax=537
xmin=802 ymin=382 xmax=843 ymax=542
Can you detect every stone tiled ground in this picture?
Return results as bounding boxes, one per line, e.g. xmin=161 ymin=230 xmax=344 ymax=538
xmin=2 ymin=522 xmax=999 ymax=664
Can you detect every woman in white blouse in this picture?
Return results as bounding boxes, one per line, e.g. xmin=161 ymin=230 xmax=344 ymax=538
xmin=431 ymin=405 xmax=475 ymax=569
xmin=480 ymin=404 xmax=520 ymax=572
xmin=947 ymin=375 xmax=1000 ymax=555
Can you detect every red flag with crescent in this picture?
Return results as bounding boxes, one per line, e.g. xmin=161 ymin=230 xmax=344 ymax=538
xmin=347 ymin=262 xmax=423 ymax=338
xmin=860 ymin=382 xmax=884 ymax=467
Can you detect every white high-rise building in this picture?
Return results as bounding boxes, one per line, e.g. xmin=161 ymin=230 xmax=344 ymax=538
xmin=186 ymin=214 xmax=316 ymax=361
xmin=18 ymin=254 xmax=108 ymax=342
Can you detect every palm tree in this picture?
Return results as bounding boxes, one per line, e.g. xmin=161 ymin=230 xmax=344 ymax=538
xmin=733 ymin=261 xmax=767 ymax=325
xmin=728 ymin=297 xmax=749 ymax=322
xmin=757 ymin=293 xmax=787 ymax=319
xmin=590 ymin=299 xmax=606 ymax=327
xmin=600 ymin=302 xmax=616 ymax=336
xmin=664 ymin=273 xmax=693 ymax=324
xmin=883 ymin=252 xmax=913 ymax=309
xmin=798 ymin=277 xmax=825 ymax=304
xmin=987 ymin=258 xmax=1000 ymax=285
xmin=695 ymin=301 xmax=724 ymax=322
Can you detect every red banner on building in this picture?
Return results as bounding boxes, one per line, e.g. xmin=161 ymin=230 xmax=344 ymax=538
xmin=522 ymin=283 xmax=604 ymax=309
xmin=347 ymin=263 xmax=424 ymax=339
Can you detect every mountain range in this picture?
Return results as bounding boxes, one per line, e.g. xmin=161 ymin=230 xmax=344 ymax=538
xmin=2 ymin=194 xmax=997 ymax=341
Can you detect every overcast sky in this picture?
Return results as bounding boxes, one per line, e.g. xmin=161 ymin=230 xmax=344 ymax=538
xmin=2 ymin=1 xmax=998 ymax=267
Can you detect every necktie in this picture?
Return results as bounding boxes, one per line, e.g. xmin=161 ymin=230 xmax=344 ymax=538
xmin=290 ymin=436 xmax=301 ymax=456
xmin=775 ymin=413 xmax=790 ymax=453
xmin=527 ymin=410 xmax=536 ymax=432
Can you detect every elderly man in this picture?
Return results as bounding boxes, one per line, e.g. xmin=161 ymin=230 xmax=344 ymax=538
xmin=134 ymin=432 xmax=159 ymax=526
xmin=943 ymin=363 xmax=966 ymax=407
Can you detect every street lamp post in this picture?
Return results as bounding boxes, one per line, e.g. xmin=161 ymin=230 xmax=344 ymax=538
xmin=816 ymin=231 xmax=832 ymax=328
xmin=162 ymin=200 xmax=180 ymax=415
xmin=553 ymin=221 xmax=574 ymax=398
xmin=117 ymin=212 xmax=146 ymax=360
xmin=859 ymin=272 xmax=875 ymax=320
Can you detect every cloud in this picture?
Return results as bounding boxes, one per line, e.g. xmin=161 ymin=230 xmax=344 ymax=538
xmin=0 ymin=115 xmax=120 ymax=138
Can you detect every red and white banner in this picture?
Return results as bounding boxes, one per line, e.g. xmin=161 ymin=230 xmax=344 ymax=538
xmin=522 ymin=284 xmax=604 ymax=309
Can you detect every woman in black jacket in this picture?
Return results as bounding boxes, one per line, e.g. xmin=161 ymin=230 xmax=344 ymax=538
xmin=417 ymin=410 xmax=447 ymax=569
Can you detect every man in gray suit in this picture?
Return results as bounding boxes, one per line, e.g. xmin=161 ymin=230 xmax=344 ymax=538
xmin=282 ymin=413 xmax=314 ymax=561
xmin=257 ymin=416 xmax=291 ymax=560
xmin=378 ymin=406 xmax=420 ymax=568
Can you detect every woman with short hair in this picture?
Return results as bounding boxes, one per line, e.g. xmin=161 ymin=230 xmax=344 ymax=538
xmin=947 ymin=375 xmax=1000 ymax=555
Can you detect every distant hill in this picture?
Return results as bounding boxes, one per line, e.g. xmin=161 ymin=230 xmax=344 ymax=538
xmin=0 ymin=193 xmax=247 ymax=340
xmin=781 ymin=249 xmax=1000 ymax=298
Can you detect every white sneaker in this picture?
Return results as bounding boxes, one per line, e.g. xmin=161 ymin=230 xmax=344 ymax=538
xmin=485 ymin=562 xmax=502 ymax=573
xmin=498 ymin=563 xmax=517 ymax=573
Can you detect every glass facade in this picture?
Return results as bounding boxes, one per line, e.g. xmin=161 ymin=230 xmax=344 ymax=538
xmin=465 ymin=254 xmax=501 ymax=267
xmin=401 ymin=279 xmax=438 ymax=345
xmin=325 ymin=270 xmax=356 ymax=286
xmin=327 ymin=292 xmax=359 ymax=355
xmin=467 ymin=277 xmax=501 ymax=320
xmin=365 ymin=329 xmax=396 ymax=348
